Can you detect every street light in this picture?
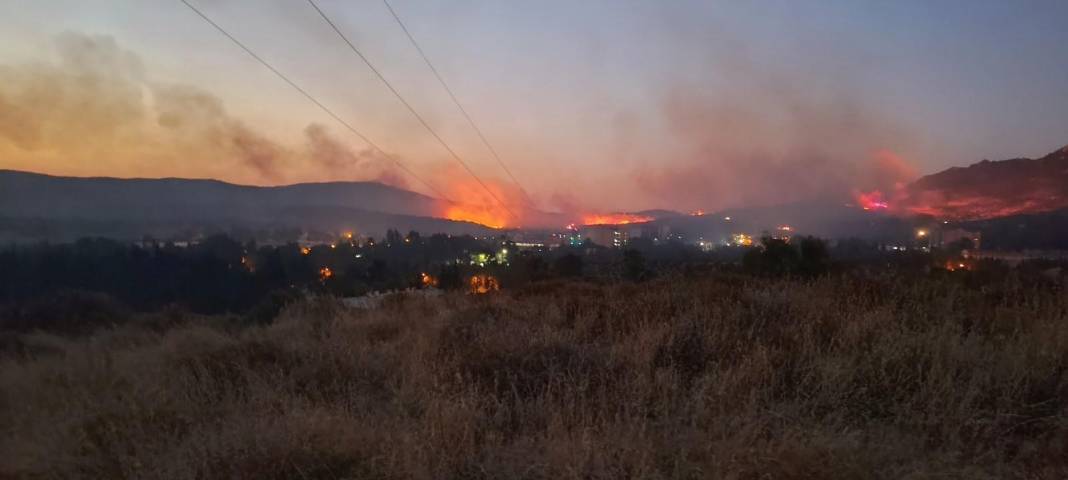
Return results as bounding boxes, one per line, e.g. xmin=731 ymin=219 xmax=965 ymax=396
xmin=916 ymin=229 xmax=930 ymax=251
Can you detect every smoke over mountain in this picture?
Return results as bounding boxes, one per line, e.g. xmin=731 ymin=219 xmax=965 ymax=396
xmin=630 ymin=48 xmax=918 ymax=212
xmin=0 ymin=32 xmax=406 ymax=187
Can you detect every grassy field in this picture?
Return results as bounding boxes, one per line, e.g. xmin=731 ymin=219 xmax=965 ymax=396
xmin=1 ymin=270 xmax=1066 ymax=479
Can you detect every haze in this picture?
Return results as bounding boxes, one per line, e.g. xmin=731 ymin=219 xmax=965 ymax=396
xmin=2 ymin=0 xmax=1067 ymax=215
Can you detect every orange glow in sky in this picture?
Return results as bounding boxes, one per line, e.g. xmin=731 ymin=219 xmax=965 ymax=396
xmin=442 ymin=204 xmax=510 ymax=229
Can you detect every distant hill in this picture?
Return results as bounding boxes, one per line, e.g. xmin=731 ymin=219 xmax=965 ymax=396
xmin=901 ymin=145 xmax=1068 ymax=220
xmin=0 ymin=170 xmax=492 ymax=242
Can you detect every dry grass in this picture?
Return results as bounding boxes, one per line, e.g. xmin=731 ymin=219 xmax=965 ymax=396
xmin=2 ymin=272 xmax=1067 ymax=479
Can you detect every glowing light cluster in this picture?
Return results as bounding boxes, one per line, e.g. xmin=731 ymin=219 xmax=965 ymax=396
xmin=469 ymin=274 xmax=500 ymax=294
xmin=732 ymin=233 xmax=754 ymax=246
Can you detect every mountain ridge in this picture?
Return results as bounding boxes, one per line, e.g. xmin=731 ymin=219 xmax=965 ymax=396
xmin=0 ymin=169 xmax=493 ymax=242
xmin=901 ymin=145 xmax=1068 ymax=220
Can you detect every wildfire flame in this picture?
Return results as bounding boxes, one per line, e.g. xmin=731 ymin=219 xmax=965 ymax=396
xmin=581 ymin=213 xmax=654 ymax=226
xmin=850 ymin=150 xmax=918 ymax=214
xmin=903 ymin=194 xmax=1063 ymax=221
xmin=854 ymin=190 xmax=890 ymax=211
xmin=944 ymin=260 xmax=971 ymax=271
xmin=443 ymin=204 xmax=510 ymax=229
xmin=435 ymin=165 xmax=529 ymax=229
xmin=469 ymin=274 xmax=500 ymax=294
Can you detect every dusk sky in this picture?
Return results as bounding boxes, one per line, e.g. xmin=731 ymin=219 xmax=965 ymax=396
xmin=1 ymin=0 xmax=1067 ymax=214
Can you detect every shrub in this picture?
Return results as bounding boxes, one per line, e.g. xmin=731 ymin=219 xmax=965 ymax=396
xmin=2 ymin=271 xmax=1066 ymax=478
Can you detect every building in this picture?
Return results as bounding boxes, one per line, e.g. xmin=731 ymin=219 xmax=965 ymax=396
xmin=580 ymin=225 xmax=628 ymax=248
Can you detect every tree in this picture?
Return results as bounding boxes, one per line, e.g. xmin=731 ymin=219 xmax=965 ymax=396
xmin=622 ymin=249 xmax=649 ymax=282
xmin=554 ymin=254 xmax=584 ymax=278
xmin=798 ymin=236 xmax=829 ymax=275
xmin=367 ymin=259 xmax=390 ymax=285
xmin=385 ymin=229 xmax=403 ymax=246
xmin=438 ymin=264 xmax=464 ymax=290
xmin=744 ymin=237 xmax=799 ymax=275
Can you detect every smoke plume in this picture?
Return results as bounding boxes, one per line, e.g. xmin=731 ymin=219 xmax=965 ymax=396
xmin=631 ymin=53 xmax=919 ymax=211
xmin=0 ymin=32 xmax=406 ymax=187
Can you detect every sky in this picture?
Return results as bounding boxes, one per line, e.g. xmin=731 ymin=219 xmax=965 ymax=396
xmin=1 ymin=0 xmax=1067 ymax=217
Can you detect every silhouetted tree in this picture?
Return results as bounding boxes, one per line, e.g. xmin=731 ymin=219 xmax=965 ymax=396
xmin=367 ymin=259 xmax=390 ymax=286
xmin=622 ymin=249 xmax=649 ymax=282
xmin=554 ymin=254 xmax=584 ymax=278
xmin=744 ymin=237 xmax=799 ymax=275
xmin=797 ymin=236 xmax=830 ymax=275
xmin=385 ymin=229 xmax=403 ymax=246
xmin=438 ymin=264 xmax=464 ymax=290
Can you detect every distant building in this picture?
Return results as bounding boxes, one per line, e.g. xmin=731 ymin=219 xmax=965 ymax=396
xmin=580 ymin=225 xmax=628 ymax=248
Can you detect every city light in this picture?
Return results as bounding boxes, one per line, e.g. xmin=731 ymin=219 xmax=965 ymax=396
xmin=732 ymin=233 xmax=753 ymax=246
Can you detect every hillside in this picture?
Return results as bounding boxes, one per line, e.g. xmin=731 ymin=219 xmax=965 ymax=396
xmin=902 ymin=145 xmax=1068 ymax=220
xmin=0 ymin=170 xmax=492 ymax=241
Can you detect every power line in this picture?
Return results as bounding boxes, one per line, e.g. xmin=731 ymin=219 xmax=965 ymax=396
xmin=306 ymin=0 xmax=519 ymax=222
xmin=177 ymin=0 xmax=453 ymax=203
xmin=381 ymin=0 xmax=531 ymax=204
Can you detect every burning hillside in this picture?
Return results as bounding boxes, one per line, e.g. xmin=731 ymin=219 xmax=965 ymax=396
xmin=846 ymin=146 xmax=1068 ymax=222
xmin=442 ymin=204 xmax=511 ymax=229
xmin=895 ymin=145 xmax=1068 ymax=220
xmin=371 ymin=143 xmax=1068 ymax=231
xmin=581 ymin=213 xmax=654 ymax=226
xmin=853 ymin=190 xmax=890 ymax=211
xmin=433 ymin=166 xmax=531 ymax=229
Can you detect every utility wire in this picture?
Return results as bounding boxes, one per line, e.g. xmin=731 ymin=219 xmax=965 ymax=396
xmin=381 ymin=0 xmax=531 ymax=204
xmin=306 ymin=0 xmax=519 ymax=221
xmin=177 ymin=0 xmax=453 ymax=203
